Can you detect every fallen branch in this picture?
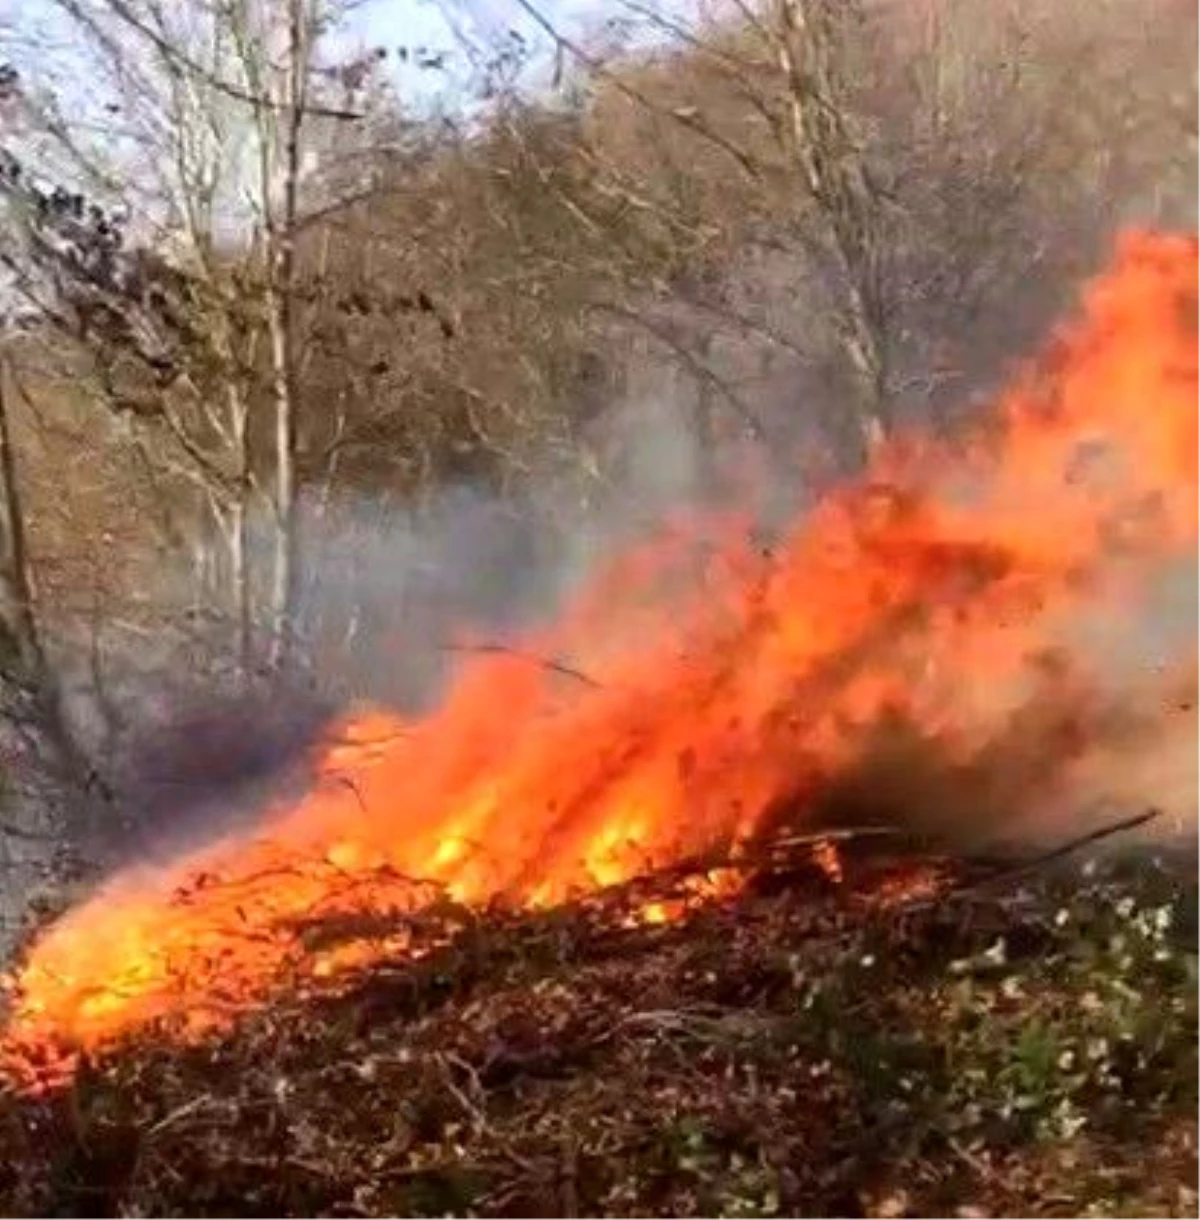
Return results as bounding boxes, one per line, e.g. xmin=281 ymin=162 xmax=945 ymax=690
xmin=962 ymin=807 xmax=1162 ymax=892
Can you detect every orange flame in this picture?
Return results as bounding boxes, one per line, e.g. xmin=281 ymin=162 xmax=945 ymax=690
xmin=2 ymin=231 xmax=1196 ymax=1082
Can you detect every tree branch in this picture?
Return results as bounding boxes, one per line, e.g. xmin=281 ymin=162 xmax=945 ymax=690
xmin=65 ymin=0 xmax=364 ymax=122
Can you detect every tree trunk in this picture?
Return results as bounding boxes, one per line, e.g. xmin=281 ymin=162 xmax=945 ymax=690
xmin=266 ymin=0 xmax=308 ymax=670
xmin=226 ymin=382 xmax=253 ymax=675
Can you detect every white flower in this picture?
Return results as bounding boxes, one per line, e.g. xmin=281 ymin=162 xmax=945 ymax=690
xmin=983 ymin=938 xmax=1007 ymax=966
xmin=1054 ymin=1098 xmax=1087 ymax=1139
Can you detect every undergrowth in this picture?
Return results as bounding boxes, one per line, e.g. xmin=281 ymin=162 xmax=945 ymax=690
xmin=0 ymin=841 xmax=1195 ymax=1218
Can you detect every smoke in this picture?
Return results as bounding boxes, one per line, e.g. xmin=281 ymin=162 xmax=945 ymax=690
xmin=796 ymin=511 xmax=1198 ymax=852
xmin=107 ymin=378 xmax=1200 ymax=868
xmin=102 ymin=382 xmax=761 ymax=859
xmin=106 ymin=682 xmax=335 ymax=865
xmin=804 ymin=644 xmax=1196 ymax=852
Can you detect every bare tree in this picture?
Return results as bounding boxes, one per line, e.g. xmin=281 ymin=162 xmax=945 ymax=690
xmin=503 ymin=0 xmax=894 ymax=466
xmin=0 ymin=0 xmax=384 ymax=672
xmin=766 ymin=0 xmax=890 ymax=458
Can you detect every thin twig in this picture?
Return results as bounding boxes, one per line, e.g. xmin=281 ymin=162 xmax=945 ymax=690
xmin=591 ymin=298 xmax=768 ymax=442
xmin=440 ymin=642 xmax=602 ymax=689
xmin=766 ymin=826 xmax=919 ymax=850
xmin=68 ymin=0 xmax=363 ymax=121
xmin=144 ymin=1093 xmax=221 ymax=1138
xmin=509 ymin=0 xmax=764 ymax=182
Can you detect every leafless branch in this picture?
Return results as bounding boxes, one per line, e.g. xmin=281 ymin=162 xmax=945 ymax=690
xmin=57 ymin=0 xmax=364 ymax=121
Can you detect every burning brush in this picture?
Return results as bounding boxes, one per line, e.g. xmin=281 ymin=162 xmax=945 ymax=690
xmin=1 ymin=230 xmax=1196 ymax=1094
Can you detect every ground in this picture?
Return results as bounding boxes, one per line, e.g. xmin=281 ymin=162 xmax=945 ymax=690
xmin=0 ymin=830 xmax=1195 ymax=1217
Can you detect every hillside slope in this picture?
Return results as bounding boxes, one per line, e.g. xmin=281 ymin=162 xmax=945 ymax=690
xmin=1 ymin=833 xmax=1195 ymax=1218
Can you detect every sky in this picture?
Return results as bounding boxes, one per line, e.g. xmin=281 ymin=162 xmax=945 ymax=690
xmin=326 ymin=0 xmax=618 ymax=113
xmin=0 ymin=0 xmax=678 ymax=244
xmin=3 ymin=0 xmax=588 ymax=110
xmin=3 ymin=0 xmax=676 ymax=124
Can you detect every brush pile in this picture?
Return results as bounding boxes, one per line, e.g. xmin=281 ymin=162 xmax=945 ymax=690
xmin=0 ymin=827 xmax=1194 ymax=1218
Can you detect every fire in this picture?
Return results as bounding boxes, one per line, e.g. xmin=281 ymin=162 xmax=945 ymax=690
xmin=2 ymin=231 xmax=1196 ymax=1084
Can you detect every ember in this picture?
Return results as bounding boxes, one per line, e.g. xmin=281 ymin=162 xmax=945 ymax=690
xmin=2 ymin=231 xmax=1196 ymax=1087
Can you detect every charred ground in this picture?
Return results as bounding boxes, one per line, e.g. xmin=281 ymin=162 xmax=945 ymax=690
xmin=0 ymin=829 xmax=1194 ymax=1218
